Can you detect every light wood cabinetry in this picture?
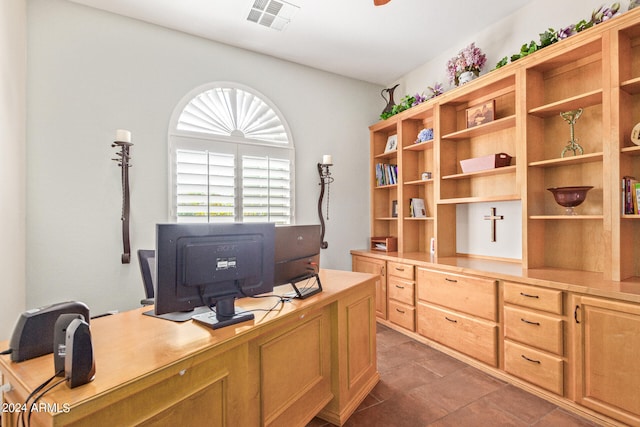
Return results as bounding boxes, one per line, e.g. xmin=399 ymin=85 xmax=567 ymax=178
xmin=524 ymin=32 xmax=607 ymax=274
xmin=503 ymin=282 xmax=565 ymax=395
xmin=352 ymin=248 xmax=640 ymax=426
xmin=614 ymin=19 xmax=640 ymax=281
xmin=387 ymin=261 xmax=415 ymax=331
xmin=352 ymin=254 xmax=387 ymax=319
xmin=416 ymin=268 xmax=499 ymax=367
xmin=573 ymin=295 xmax=640 ymax=426
xmin=359 ymin=11 xmax=640 ymax=426
xmin=367 ymin=8 xmax=640 ymax=282
xmin=0 ymin=270 xmax=378 ymax=427
xmin=370 ymin=119 xmax=400 ymax=248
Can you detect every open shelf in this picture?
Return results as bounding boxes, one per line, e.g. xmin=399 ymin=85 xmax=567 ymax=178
xmin=374 ymin=150 xmax=398 ymax=160
xmin=439 ymin=194 xmax=520 ymax=205
xmin=441 ymin=115 xmax=516 ymax=140
xmin=528 ymin=152 xmax=603 ymax=168
xmin=405 ymin=178 xmax=434 ymax=185
xmin=442 ymin=165 xmax=516 ymax=180
xmin=529 ymin=215 xmax=604 ymax=220
xmin=621 ymin=76 xmax=640 ymax=95
xmin=528 ymin=90 xmax=603 ymax=117
xmin=404 ymin=139 xmax=433 ymax=151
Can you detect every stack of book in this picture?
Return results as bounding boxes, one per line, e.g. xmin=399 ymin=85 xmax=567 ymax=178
xmin=622 ymin=176 xmax=640 ymax=215
xmin=375 ymin=163 xmax=398 ymax=186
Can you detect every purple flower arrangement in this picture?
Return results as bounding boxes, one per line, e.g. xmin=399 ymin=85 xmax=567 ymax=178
xmin=446 ymin=43 xmax=487 ymax=85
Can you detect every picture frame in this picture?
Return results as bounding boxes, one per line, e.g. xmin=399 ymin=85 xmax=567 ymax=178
xmin=391 ymin=200 xmax=398 ymax=217
xmin=466 ymin=100 xmax=495 ymax=128
xmin=384 ymin=134 xmax=398 ymax=153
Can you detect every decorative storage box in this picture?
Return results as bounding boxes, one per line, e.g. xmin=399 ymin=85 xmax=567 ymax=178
xmin=460 ymin=153 xmax=512 ymax=173
xmin=370 ymin=236 xmax=397 ymax=252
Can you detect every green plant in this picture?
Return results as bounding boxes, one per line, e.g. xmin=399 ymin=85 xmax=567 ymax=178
xmin=380 ymin=94 xmax=416 ymax=120
xmin=495 ymin=2 xmax=621 ymax=69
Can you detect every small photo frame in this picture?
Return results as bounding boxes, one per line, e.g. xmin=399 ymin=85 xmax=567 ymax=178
xmin=466 ymin=100 xmax=495 ymax=128
xmin=384 ymin=134 xmax=398 ymax=153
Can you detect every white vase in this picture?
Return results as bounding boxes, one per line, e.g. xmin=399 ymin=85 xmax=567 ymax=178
xmin=457 ymin=71 xmax=476 ymax=85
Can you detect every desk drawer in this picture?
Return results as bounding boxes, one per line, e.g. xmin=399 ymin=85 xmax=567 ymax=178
xmin=504 ymin=340 xmax=563 ymax=395
xmin=388 ymin=277 xmax=415 ymax=306
xmin=504 ymin=306 xmax=563 ymax=355
xmin=417 ymin=302 xmax=497 ymax=367
xmin=388 ymin=261 xmax=414 ymax=280
xmin=416 ymin=268 xmax=497 ymax=321
xmin=389 ymin=300 xmax=415 ymax=331
xmin=503 ymin=282 xmax=563 ymax=314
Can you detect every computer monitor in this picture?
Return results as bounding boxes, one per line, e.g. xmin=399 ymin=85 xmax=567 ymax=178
xmin=274 ymin=224 xmax=322 ymax=298
xmin=151 ymin=222 xmax=275 ymax=329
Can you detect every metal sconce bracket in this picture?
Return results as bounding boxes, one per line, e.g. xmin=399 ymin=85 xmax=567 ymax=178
xmin=317 ymin=162 xmax=333 ymax=249
xmin=112 ymin=140 xmax=133 ymax=263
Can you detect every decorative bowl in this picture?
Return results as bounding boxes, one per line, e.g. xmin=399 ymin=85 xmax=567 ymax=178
xmin=547 ymin=186 xmax=593 ymax=215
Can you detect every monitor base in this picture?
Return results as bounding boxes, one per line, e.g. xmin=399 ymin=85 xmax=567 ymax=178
xmin=142 ymin=305 xmax=211 ymax=322
xmin=191 ymin=308 xmax=254 ymax=329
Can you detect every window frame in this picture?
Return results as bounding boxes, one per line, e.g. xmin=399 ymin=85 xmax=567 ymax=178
xmin=168 ymin=82 xmax=295 ymax=223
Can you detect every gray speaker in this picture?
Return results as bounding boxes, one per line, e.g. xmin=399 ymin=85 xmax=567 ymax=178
xmin=53 ymin=313 xmax=85 ymax=376
xmin=65 ymin=318 xmax=96 ymax=388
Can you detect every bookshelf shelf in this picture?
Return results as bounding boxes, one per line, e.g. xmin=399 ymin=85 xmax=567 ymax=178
xmin=442 ymin=165 xmax=516 ymax=180
xmin=366 ymin=9 xmax=640 ymax=280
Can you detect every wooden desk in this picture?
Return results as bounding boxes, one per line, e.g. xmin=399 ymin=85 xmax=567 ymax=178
xmin=0 ymin=270 xmax=379 ymax=427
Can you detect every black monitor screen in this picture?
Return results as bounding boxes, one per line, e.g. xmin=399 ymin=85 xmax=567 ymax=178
xmin=153 ymin=223 xmax=275 ymax=327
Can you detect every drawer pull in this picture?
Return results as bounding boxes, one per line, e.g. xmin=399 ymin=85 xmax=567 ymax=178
xmin=520 ymin=292 xmax=539 ymax=299
xmin=395 ymin=285 xmax=405 ymax=289
xmin=395 ymin=267 xmax=405 ymax=271
xmin=444 ymin=316 xmax=457 ymax=323
xmin=521 ymin=354 xmax=541 ymax=364
xmin=396 ymin=308 xmax=405 ymax=314
xmin=520 ymin=318 xmax=540 ymax=326
xmin=444 ymin=278 xmax=457 ymax=283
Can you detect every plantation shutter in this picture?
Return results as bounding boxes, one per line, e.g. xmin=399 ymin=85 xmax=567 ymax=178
xmin=242 ymin=155 xmax=291 ymax=224
xmin=175 ymin=150 xmax=236 ymax=223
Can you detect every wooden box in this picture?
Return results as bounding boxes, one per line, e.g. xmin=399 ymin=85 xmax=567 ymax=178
xmin=371 ymin=236 xmax=397 ymax=252
xmin=460 ymin=153 xmax=512 ymax=173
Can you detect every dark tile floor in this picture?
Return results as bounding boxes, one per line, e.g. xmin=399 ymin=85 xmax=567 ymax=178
xmin=308 ymin=324 xmax=601 ymax=427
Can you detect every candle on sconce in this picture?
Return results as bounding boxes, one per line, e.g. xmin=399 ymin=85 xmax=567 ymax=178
xmin=322 ymin=154 xmax=333 ymax=165
xmin=115 ymin=129 xmax=131 ymax=143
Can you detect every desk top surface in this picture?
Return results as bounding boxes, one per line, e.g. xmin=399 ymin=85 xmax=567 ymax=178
xmin=0 ymin=269 xmax=377 ymax=408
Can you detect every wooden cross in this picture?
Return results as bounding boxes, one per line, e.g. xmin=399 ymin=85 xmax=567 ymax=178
xmin=483 ymin=207 xmax=504 ymax=242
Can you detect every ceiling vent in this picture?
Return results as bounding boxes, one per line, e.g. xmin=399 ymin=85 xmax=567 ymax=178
xmin=247 ymin=0 xmax=300 ymax=31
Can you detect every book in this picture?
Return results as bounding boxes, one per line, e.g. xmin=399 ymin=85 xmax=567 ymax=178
xmin=410 ymin=198 xmax=427 ymax=218
xmin=622 ymin=176 xmax=638 ymax=214
xmin=375 ymin=163 xmax=398 ymax=186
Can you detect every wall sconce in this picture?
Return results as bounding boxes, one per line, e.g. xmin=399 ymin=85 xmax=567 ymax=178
xmin=317 ymin=155 xmax=333 ymax=249
xmin=111 ymin=129 xmax=133 ymax=264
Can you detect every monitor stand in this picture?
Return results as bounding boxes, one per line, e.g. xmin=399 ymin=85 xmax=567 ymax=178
xmin=143 ymin=305 xmax=211 ymax=322
xmin=191 ymin=295 xmax=254 ymax=330
xmin=286 ymin=273 xmax=322 ymax=299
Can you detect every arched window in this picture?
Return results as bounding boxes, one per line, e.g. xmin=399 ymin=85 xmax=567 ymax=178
xmin=168 ymin=83 xmax=295 ymax=224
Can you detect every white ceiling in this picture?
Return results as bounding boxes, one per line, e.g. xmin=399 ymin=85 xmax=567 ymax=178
xmin=67 ymin=0 xmax=533 ymax=85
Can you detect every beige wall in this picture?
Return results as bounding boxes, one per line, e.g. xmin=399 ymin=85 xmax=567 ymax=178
xmin=0 ymin=0 xmax=26 ymax=340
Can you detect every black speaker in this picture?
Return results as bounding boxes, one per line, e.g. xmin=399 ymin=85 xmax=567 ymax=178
xmin=65 ymin=318 xmax=96 ymax=388
xmin=53 ymin=314 xmax=85 ymax=376
xmin=9 ymin=301 xmax=90 ymax=362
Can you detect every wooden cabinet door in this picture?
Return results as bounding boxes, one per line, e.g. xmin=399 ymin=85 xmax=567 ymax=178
xmin=574 ymin=296 xmax=640 ymax=426
xmin=352 ymin=255 xmax=387 ymax=319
